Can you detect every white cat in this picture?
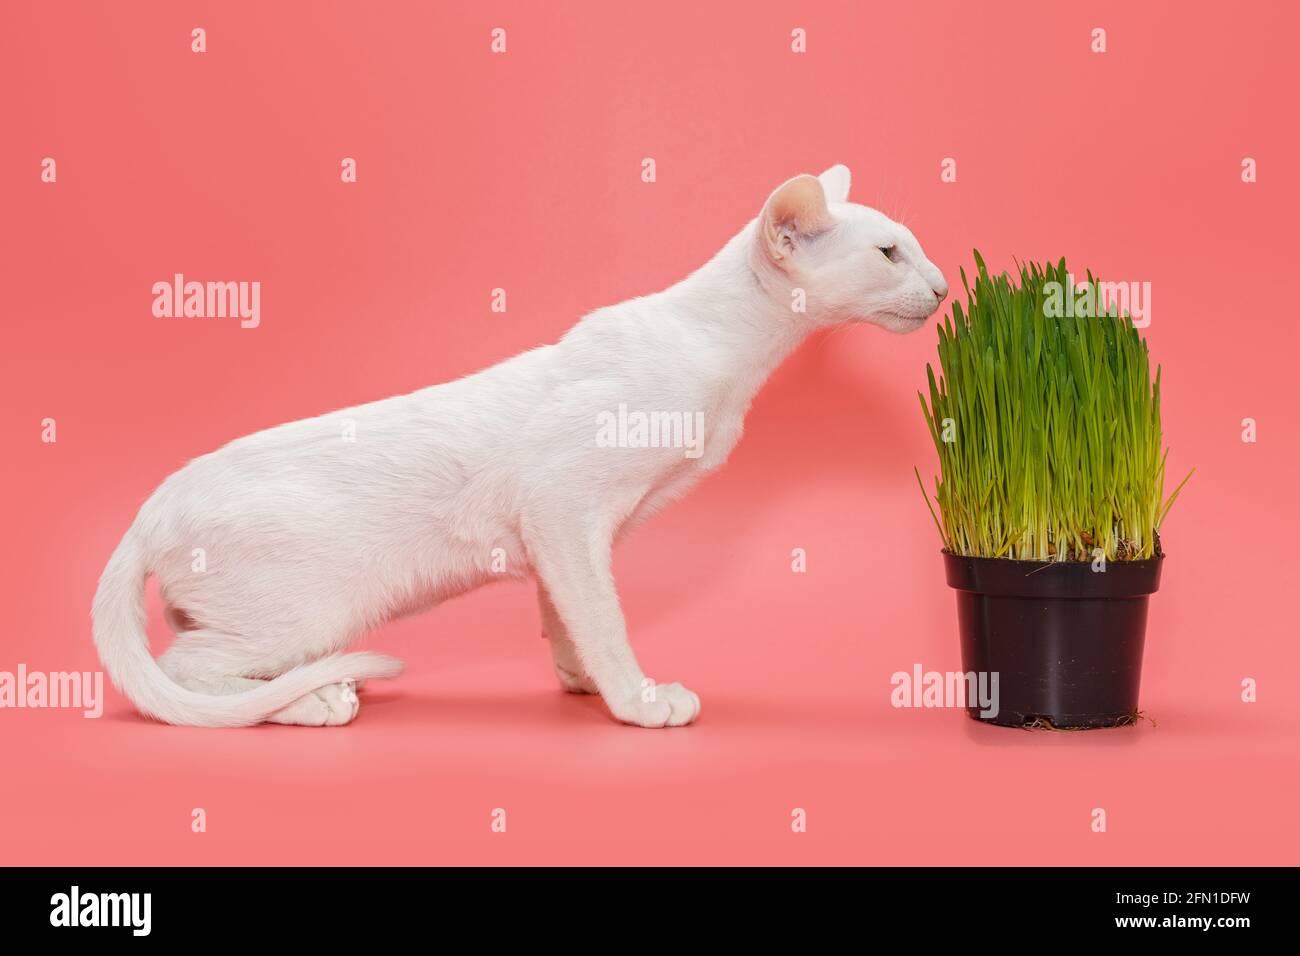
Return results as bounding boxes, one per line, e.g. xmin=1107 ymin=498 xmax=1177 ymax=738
xmin=92 ymin=165 xmax=947 ymax=729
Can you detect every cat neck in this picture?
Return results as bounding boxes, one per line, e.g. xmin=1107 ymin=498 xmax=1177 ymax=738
xmin=654 ymin=224 xmax=814 ymax=407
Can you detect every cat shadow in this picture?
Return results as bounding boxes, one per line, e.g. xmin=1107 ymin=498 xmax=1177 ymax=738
xmin=360 ymin=687 xmax=611 ymax=728
xmin=361 ymin=687 xmax=903 ymax=738
xmin=100 ymin=688 xmax=608 ymax=731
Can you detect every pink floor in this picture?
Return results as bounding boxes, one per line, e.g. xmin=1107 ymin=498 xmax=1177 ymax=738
xmin=5 ymin=478 xmax=1297 ymax=865
xmin=6 ymin=657 xmax=1297 ymax=866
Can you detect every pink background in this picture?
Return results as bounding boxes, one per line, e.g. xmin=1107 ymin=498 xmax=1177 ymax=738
xmin=2 ymin=0 xmax=1297 ymax=865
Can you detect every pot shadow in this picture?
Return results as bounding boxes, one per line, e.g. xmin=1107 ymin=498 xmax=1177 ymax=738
xmin=960 ymin=713 xmax=1153 ymax=747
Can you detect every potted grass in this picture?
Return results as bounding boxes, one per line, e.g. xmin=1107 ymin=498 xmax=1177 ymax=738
xmin=916 ymin=252 xmax=1190 ymax=729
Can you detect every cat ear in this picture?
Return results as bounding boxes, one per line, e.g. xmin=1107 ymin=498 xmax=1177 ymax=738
xmin=817 ymin=164 xmax=851 ymax=204
xmin=758 ymin=174 xmax=835 ymax=265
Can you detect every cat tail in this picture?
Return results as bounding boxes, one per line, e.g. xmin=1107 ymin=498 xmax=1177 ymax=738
xmin=91 ymin=533 xmax=403 ymax=728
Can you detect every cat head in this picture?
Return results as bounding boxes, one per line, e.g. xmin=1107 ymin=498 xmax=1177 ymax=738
xmin=750 ymin=165 xmax=947 ymax=333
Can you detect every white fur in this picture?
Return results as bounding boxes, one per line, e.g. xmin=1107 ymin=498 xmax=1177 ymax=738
xmin=91 ymin=165 xmax=946 ymax=728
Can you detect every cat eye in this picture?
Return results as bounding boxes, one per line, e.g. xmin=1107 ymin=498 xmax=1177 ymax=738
xmin=879 ymin=246 xmax=896 ymax=260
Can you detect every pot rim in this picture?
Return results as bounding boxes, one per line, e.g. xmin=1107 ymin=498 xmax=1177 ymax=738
xmin=943 ymin=550 xmax=1163 ymax=599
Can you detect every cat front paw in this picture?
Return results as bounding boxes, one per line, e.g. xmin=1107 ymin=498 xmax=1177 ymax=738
xmin=609 ymin=681 xmax=700 ymax=728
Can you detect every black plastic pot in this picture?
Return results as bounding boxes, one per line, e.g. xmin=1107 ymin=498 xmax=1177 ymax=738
xmin=943 ymin=552 xmax=1163 ymax=729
